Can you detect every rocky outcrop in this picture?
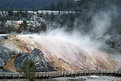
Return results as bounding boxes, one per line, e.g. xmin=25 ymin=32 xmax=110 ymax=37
xmin=118 ymin=67 xmax=121 ymax=72
xmin=97 ymin=34 xmax=121 ymax=53
xmin=3 ymin=58 xmax=17 ymax=72
xmin=0 ymin=45 xmax=54 ymax=72
xmin=0 ymin=46 xmax=14 ymax=72
xmin=0 ymin=46 xmax=14 ymax=62
xmin=15 ymin=48 xmax=54 ymax=72
xmin=0 ymin=57 xmax=5 ymax=67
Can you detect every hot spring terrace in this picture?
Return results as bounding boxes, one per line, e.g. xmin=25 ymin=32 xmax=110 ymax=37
xmin=0 ymin=70 xmax=121 ymax=79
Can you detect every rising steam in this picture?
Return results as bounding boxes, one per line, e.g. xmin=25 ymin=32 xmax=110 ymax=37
xmin=2 ymin=27 xmax=121 ymax=71
xmin=1 ymin=5 xmax=121 ymax=71
xmin=91 ymin=7 xmax=117 ymax=35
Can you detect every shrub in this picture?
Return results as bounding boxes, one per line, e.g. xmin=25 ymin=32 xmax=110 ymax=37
xmin=20 ymin=60 xmax=35 ymax=81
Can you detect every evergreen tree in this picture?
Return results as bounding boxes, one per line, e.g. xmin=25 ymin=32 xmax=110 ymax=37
xmin=21 ymin=60 xmax=36 ymax=81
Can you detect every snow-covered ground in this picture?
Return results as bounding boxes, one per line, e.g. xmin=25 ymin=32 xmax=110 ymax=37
xmin=1 ymin=76 xmax=121 ymax=81
xmin=52 ymin=76 xmax=121 ymax=81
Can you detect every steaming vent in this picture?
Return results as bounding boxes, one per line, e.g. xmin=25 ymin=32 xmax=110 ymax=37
xmin=1 ymin=31 xmax=121 ymax=71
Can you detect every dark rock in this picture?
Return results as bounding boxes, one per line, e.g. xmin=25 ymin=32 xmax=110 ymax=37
xmin=118 ymin=67 xmax=121 ymax=72
xmin=0 ymin=46 xmax=13 ymax=63
xmin=0 ymin=69 xmax=4 ymax=72
xmin=0 ymin=57 xmax=5 ymax=67
xmin=0 ymin=46 xmax=54 ymax=72
xmin=98 ymin=34 xmax=121 ymax=53
xmin=1 ymin=36 xmax=8 ymax=39
xmin=30 ymin=48 xmax=52 ymax=72
xmin=14 ymin=53 xmax=31 ymax=70
xmin=108 ymin=35 xmax=121 ymax=53
xmin=0 ymin=46 xmax=19 ymax=72
xmin=15 ymin=48 xmax=54 ymax=72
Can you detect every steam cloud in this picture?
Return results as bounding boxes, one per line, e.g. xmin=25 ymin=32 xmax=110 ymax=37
xmin=2 ymin=4 xmax=121 ymax=71
xmin=91 ymin=8 xmax=117 ymax=36
xmin=8 ymin=27 xmax=120 ymax=71
xmin=30 ymin=6 xmax=121 ymax=70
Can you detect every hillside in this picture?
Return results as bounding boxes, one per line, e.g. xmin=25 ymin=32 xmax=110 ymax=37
xmin=0 ymin=0 xmax=121 ymax=75
xmin=0 ymin=34 xmax=121 ymax=72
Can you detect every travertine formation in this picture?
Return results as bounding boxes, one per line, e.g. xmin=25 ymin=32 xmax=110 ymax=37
xmin=0 ymin=34 xmax=121 ymax=72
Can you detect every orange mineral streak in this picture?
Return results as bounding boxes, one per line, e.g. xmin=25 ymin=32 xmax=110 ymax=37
xmin=3 ymin=58 xmax=17 ymax=72
xmin=1 ymin=35 xmax=121 ymax=71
